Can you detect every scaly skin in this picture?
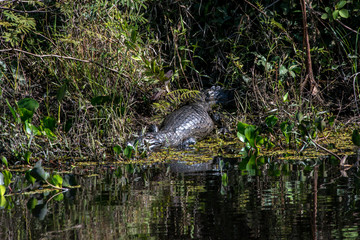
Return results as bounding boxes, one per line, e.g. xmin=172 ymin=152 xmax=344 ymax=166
xmin=141 ymin=86 xmax=231 ymax=151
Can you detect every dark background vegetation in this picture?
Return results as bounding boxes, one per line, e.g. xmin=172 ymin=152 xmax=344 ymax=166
xmin=0 ymin=0 xmax=359 ymax=160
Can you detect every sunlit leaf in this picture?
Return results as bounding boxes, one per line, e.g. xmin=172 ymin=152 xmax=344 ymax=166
xmin=321 ymin=13 xmax=328 ymax=20
xmin=336 ymin=1 xmax=347 ymax=9
xmin=54 ymin=193 xmax=64 ymax=201
xmin=0 ymin=185 xmax=6 ymax=196
xmin=0 ymin=196 xmax=6 ymax=208
xmin=332 ymin=10 xmax=339 ymax=19
xmin=50 ymin=174 xmax=63 ymax=188
xmin=2 ymin=170 xmax=12 ymax=186
xmin=339 ymin=9 xmax=349 ymax=18
xmin=221 ymin=173 xmax=228 ymax=187
xmin=24 ymin=120 xmax=40 ymax=136
xmin=27 ymin=197 xmax=38 ymax=210
xmin=1 ymin=156 xmax=8 ymax=168
xmin=245 ymin=126 xmax=256 ymax=148
xmin=43 ymin=128 xmax=57 ymax=141
xmin=6 ymin=99 xmax=18 ymax=123
xmin=283 ymin=92 xmax=289 ymax=102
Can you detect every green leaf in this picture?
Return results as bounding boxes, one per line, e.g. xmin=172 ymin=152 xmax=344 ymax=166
xmin=245 ymin=126 xmax=256 ymax=148
xmin=6 ymin=99 xmax=18 ymax=123
xmin=57 ymin=83 xmax=67 ymax=102
xmin=325 ymin=7 xmax=331 ymax=14
xmin=50 ymin=174 xmax=63 ymax=188
xmin=237 ymin=122 xmax=251 ymax=135
xmin=30 ymin=161 xmax=49 ymax=181
xmin=339 ymin=9 xmax=349 ymax=18
xmin=41 ymin=116 xmax=56 ymax=131
xmin=17 ymin=98 xmax=39 ymax=113
xmin=237 ymin=132 xmax=246 ymax=143
xmin=283 ymin=92 xmax=289 ymax=102
xmin=24 ymin=120 xmax=40 ymax=136
xmin=265 ymin=115 xmax=278 ymax=128
xmin=43 ymin=128 xmax=57 ymax=141
xmin=123 ymin=145 xmax=134 ymax=159
xmin=336 ymin=1 xmax=347 ymax=9
xmin=1 ymin=156 xmax=8 ymax=168
xmin=332 ymin=10 xmax=339 ymax=19
xmin=24 ymin=151 xmax=31 ymax=164
xmin=113 ymin=145 xmax=122 ymax=155
xmin=2 ymin=170 xmax=12 ymax=187
xmin=321 ymin=13 xmax=328 ymax=20
xmin=27 ymin=197 xmax=38 ymax=210
xmin=221 ymin=173 xmax=228 ymax=187
xmin=0 ymin=185 xmax=5 ymax=196
xmin=352 ymin=130 xmax=360 ymax=146
xmin=296 ymin=112 xmax=304 ymax=123
xmin=279 ymin=65 xmax=288 ymax=76
xmin=25 ymin=170 xmax=36 ymax=185
xmin=54 ymin=193 xmax=64 ymax=201
xmin=0 ymin=196 xmax=6 ymax=208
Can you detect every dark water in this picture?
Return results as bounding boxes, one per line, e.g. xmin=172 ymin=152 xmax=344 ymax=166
xmin=1 ymin=155 xmax=360 ymax=239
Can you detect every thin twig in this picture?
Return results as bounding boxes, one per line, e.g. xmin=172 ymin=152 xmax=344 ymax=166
xmin=0 ymin=48 xmax=121 ymax=74
xmin=351 ymin=72 xmax=360 ymax=115
xmin=310 ymin=139 xmax=348 ymax=166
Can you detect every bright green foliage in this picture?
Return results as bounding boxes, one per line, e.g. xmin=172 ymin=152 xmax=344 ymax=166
xmin=49 ymin=175 xmax=63 ymax=188
xmin=0 ymin=185 xmax=6 ymax=197
xmin=1 ymin=157 xmax=8 ymax=168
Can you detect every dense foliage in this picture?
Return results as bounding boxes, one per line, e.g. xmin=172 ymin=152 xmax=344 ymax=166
xmin=0 ymin=0 xmax=359 ymax=161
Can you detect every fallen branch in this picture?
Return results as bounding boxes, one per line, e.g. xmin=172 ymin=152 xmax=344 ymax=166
xmin=310 ymin=139 xmax=348 ymax=166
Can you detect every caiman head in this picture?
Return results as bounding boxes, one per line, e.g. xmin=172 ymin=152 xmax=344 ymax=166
xmin=198 ymin=86 xmax=234 ymax=111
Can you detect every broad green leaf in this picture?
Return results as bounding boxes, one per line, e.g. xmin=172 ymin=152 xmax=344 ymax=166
xmin=265 ymin=115 xmax=278 ymax=128
xmin=332 ymin=10 xmax=339 ymax=20
xmin=27 ymin=198 xmax=38 ymax=210
xmin=0 ymin=185 xmax=5 ymax=196
xmin=0 ymin=196 xmax=6 ymax=208
xmin=30 ymin=161 xmax=49 ymax=181
xmin=279 ymin=65 xmax=288 ymax=76
xmin=245 ymin=126 xmax=256 ymax=148
xmin=41 ymin=116 xmax=56 ymax=131
xmin=43 ymin=128 xmax=57 ymax=141
xmin=113 ymin=145 xmax=122 ymax=155
xmin=2 ymin=170 xmax=12 ymax=186
xmin=352 ymin=130 xmax=360 ymax=146
xmin=54 ymin=193 xmax=64 ymax=201
xmin=337 ymin=1 xmax=347 ymax=9
xmin=17 ymin=98 xmax=39 ymax=113
xmin=237 ymin=132 xmax=246 ymax=143
xmin=237 ymin=122 xmax=251 ymax=135
xmin=1 ymin=156 xmax=8 ymax=168
xmin=321 ymin=13 xmax=328 ymax=20
xmin=339 ymin=9 xmax=349 ymax=18
xmin=123 ymin=146 xmax=134 ymax=159
xmin=325 ymin=7 xmax=331 ymax=14
xmin=24 ymin=121 xmax=40 ymax=136
xmin=25 ymin=170 xmax=36 ymax=185
xmin=50 ymin=174 xmax=63 ymax=188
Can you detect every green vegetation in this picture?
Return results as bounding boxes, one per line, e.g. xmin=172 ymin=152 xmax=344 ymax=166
xmin=0 ymin=0 xmax=360 ymax=165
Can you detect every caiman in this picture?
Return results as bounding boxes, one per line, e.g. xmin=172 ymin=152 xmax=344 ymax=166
xmin=136 ymin=86 xmax=232 ymax=151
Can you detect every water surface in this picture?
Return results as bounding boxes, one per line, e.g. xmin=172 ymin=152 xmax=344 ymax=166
xmin=1 ymin=155 xmax=360 ymax=239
